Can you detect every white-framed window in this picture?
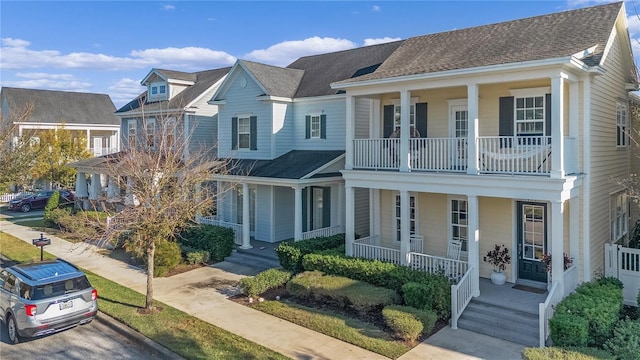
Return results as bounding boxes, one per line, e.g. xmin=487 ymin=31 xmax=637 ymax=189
xmin=146 ymin=118 xmax=156 ymax=148
xmin=151 ymin=86 xmax=158 ymax=95
xmin=393 ymin=193 xmax=417 ymax=242
xmin=159 ymin=85 xmax=166 ymax=94
xmin=310 ymin=115 xmax=321 ymax=138
xmin=617 ymin=102 xmax=629 ymax=147
xmin=611 ymin=191 xmax=629 ymax=243
xmin=450 ymin=199 xmax=468 ymax=252
xmin=522 ymin=204 xmax=546 ymax=261
xmin=165 ymin=117 xmax=177 ymax=148
xmin=515 ymin=96 xmax=545 ymax=136
xmin=238 ymin=117 xmax=250 ymax=149
xmin=127 ymin=119 xmax=137 ymax=147
xmin=394 ymin=104 xmax=416 ymax=131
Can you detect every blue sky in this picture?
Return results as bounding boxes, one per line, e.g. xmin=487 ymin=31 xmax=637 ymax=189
xmin=1 ymin=0 xmax=639 ymax=108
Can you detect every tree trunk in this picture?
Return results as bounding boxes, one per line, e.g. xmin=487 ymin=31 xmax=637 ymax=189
xmin=145 ymin=240 xmax=155 ymax=310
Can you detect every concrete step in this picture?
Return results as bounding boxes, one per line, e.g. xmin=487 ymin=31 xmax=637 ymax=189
xmin=224 ymin=250 xmax=281 ymax=272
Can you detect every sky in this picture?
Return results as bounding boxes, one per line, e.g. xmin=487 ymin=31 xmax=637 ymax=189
xmin=1 ymin=0 xmax=640 ymax=109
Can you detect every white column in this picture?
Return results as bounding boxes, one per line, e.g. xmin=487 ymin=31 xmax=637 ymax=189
xmin=124 ymin=176 xmax=137 ymax=206
xmin=570 ymin=197 xmax=579 ymax=279
xmin=467 ymin=84 xmax=479 ymax=175
xmin=89 ymin=173 xmax=101 ymax=200
xmin=345 ymin=95 xmax=355 ymax=170
xmin=467 ymin=194 xmax=480 ymax=296
xmin=399 ymin=90 xmax=411 ymax=172
xmin=240 ymin=183 xmax=252 ymax=249
xmin=370 ymin=189 xmax=381 ymax=238
xmin=345 ymin=186 xmax=355 ymax=256
xmin=106 ymin=176 xmax=120 ymax=201
xmin=551 ymin=75 xmax=565 ymax=178
xmin=568 ymin=81 xmax=579 ymax=175
xmin=551 ymin=200 xmax=565 ymax=295
xmin=294 ymin=186 xmax=303 ymax=241
xmin=75 ymin=172 xmax=88 ymax=198
xmin=371 ymin=99 xmax=381 ymax=138
xmin=337 ymin=183 xmax=344 ymax=232
xmin=399 ymin=190 xmax=410 ymax=265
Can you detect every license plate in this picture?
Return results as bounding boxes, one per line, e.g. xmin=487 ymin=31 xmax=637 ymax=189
xmin=59 ymin=300 xmax=73 ymax=310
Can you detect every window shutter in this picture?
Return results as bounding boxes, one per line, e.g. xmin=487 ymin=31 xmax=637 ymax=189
xmin=305 ymin=115 xmax=311 ymax=139
xmin=499 ymin=96 xmax=514 ymax=148
xmin=320 ymin=114 xmax=327 ymax=139
xmin=322 ymin=187 xmax=331 ymax=228
xmin=231 ymin=117 xmax=238 ymax=150
xmin=383 ymin=105 xmax=394 ymax=138
xmin=416 ymin=102 xmax=428 ymax=138
xmin=249 ymin=116 xmax=257 ymax=150
xmin=302 ymin=188 xmax=308 ymax=232
xmin=545 ymin=93 xmax=551 ymax=137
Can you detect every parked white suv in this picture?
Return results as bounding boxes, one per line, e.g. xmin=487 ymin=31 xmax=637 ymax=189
xmin=0 ymin=258 xmax=98 ymax=344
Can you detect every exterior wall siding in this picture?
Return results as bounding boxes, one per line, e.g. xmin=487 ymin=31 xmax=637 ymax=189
xmin=255 ymin=185 xmax=273 ymax=242
xmin=293 ymin=99 xmax=346 ymax=150
xmin=188 ymin=114 xmax=217 ymax=157
xmin=273 ymin=102 xmax=293 ymax=157
xmin=274 ymin=186 xmax=295 ymax=241
xmin=354 ymin=187 xmax=370 ymax=237
xmin=354 ymin=98 xmax=372 ymax=139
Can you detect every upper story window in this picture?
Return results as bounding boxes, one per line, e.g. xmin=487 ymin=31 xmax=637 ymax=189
xmin=617 ymin=102 xmax=629 ymax=147
xmin=394 ymin=105 xmax=415 ymax=131
xmin=146 ymin=118 xmax=156 ymax=148
xmin=159 ymin=85 xmax=166 ymax=94
xmin=127 ymin=119 xmax=136 ymax=147
xmin=237 ymin=117 xmax=250 ymax=149
xmin=151 ymin=86 xmax=158 ymax=95
xmin=611 ymin=191 xmax=629 ymax=243
xmin=305 ymin=114 xmax=326 ymax=139
xmin=232 ymin=115 xmax=257 ymax=150
xmin=383 ymin=101 xmax=427 ymax=139
xmin=515 ymin=96 xmax=545 ymax=136
xmin=165 ymin=117 xmax=176 ymax=148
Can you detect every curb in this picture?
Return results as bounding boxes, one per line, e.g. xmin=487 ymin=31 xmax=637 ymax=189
xmin=96 ymin=312 xmax=185 ymax=360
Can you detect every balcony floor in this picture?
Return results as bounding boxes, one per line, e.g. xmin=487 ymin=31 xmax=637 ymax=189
xmin=477 ymin=278 xmax=548 ymax=314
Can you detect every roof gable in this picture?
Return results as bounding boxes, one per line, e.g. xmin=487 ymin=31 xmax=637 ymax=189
xmin=240 ymin=60 xmax=304 ymax=98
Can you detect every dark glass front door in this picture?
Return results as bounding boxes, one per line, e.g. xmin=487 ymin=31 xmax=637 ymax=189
xmin=517 ymin=202 xmax=548 ymax=283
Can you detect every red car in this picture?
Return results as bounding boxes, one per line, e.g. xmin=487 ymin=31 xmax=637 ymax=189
xmin=8 ymin=190 xmax=74 ymax=212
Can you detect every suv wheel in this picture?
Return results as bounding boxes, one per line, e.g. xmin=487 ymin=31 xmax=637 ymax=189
xmin=7 ymin=314 xmax=20 ymax=344
xmin=20 ymin=203 xmax=31 ymax=213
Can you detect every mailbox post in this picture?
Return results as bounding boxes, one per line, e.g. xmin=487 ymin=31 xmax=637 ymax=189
xmin=32 ymin=233 xmax=51 ymax=261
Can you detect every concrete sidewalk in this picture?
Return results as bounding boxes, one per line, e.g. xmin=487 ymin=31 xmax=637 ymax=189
xmin=0 ymin=220 xmax=525 ymax=360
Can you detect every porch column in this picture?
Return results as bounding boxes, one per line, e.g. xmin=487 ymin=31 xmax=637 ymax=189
xmin=106 ymin=176 xmax=120 ymax=201
xmin=551 ymin=75 xmax=565 ymax=179
xmin=570 ymin=197 xmax=579 ymax=278
xmin=75 ymin=172 xmax=88 ymax=198
xmin=294 ymin=186 xmax=303 ymax=242
xmin=399 ymin=90 xmax=411 ymax=172
xmin=568 ymin=81 xmax=579 ymax=175
xmin=89 ymin=173 xmax=101 ymax=200
xmin=399 ymin=190 xmax=410 ymax=265
xmin=551 ymin=200 xmax=565 ymax=295
xmin=124 ymin=176 xmax=138 ymax=206
xmin=240 ymin=183 xmax=252 ymax=249
xmin=370 ymin=189 xmax=381 ymax=238
xmin=371 ymin=99 xmax=381 ymax=138
xmin=345 ymin=95 xmax=355 ymax=170
xmin=337 ymin=183 xmax=344 ymax=232
xmin=467 ymin=194 xmax=480 ymax=296
xmin=345 ymin=185 xmax=355 ymax=256
xmin=467 ymin=83 xmax=479 ymax=175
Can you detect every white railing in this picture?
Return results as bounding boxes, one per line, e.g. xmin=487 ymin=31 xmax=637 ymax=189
xmin=93 ymin=147 xmax=118 ymax=157
xmin=300 ymin=225 xmax=342 ymax=241
xmin=606 ymin=243 xmax=640 ymax=306
xmin=451 ymin=266 xmax=475 ymax=329
xmin=539 ymin=281 xmax=562 ymax=347
xmin=563 ymin=265 xmax=579 ymax=297
xmin=478 ymin=136 xmax=551 ymax=175
xmin=409 ymin=138 xmax=467 ymax=172
xmin=353 ymin=138 xmax=399 ymax=169
xmin=409 ymin=253 xmax=469 ymax=281
xmin=0 ymin=192 xmax=30 ymax=203
xmin=197 ymin=215 xmax=243 ymax=246
xmin=353 ymin=236 xmax=401 ymax=264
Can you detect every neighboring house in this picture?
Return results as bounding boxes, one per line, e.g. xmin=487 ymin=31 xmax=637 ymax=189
xmin=68 ymin=67 xmax=230 ymax=206
xmin=205 ymin=41 xmax=402 ymax=248
xmin=330 ymin=1 xmax=637 ymax=346
xmin=0 ymin=87 xmax=120 ymax=157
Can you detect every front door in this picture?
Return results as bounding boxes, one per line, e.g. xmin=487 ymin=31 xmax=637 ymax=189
xmin=517 ymin=202 xmax=548 ymax=283
xmin=450 ymin=105 xmax=468 ymax=169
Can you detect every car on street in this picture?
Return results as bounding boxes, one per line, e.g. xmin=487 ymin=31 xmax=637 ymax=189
xmin=8 ymin=190 xmax=74 ymax=212
xmin=0 ymin=258 xmax=98 ymax=344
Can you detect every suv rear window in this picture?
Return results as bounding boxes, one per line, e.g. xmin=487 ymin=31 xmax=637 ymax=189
xmin=22 ymin=276 xmax=92 ymax=300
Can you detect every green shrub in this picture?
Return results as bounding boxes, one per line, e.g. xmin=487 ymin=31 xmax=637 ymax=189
xmin=549 ymin=313 xmax=589 ymax=347
xmin=382 ymin=306 xmax=423 ymax=343
xmin=522 ymin=347 xmax=614 ymax=360
xmin=47 ymin=207 xmax=72 ymax=227
xmin=179 ymin=224 xmax=234 ymax=261
xmin=603 ymin=318 xmax=640 ymax=360
xmin=287 ymin=271 xmax=400 ymax=314
xmin=275 ymin=234 xmax=345 ymax=273
xmin=401 ymin=281 xmax=450 ymax=320
xmin=185 ymin=250 xmax=210 ymax=265
xmin=239 ymin=269 xmax=293 ymax=298
xmin=43 ymin=190 xmax=60 ymax=226
xmin=594 ymin=276 xmax=623 ymax=289
xmin=384 ymin=304 xmax=436 ymax=336
xmin=153 ymin=239 xmax=182 ymax=277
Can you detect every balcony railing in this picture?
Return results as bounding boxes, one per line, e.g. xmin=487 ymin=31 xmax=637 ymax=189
xmin=478 ymin=136 xmax=551 ymax=175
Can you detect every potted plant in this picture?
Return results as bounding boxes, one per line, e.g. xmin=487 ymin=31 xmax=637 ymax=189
xmin=484 ymin=244 xmax=511 ymax=285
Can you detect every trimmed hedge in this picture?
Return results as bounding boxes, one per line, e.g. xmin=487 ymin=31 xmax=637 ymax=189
xmin=549 ymin=313 xmax=589 ymax=347
xmin=239 ymin=269 xmax=293 ymax=298
xmin=522 ymin=347 xmax=614 ymax=360
xmin=185 ymin=250 xmax=210 ymax=265
xmin=383 ymin=304 xmax=436 ymax=336
xmin=43 ymin=190 xmax=60 ymax=226
xmin=382 ymin=306 xmax=423 ymax=343
xmin=286 ymin=271 xmax=401 ymax=314
xmin=401 ymin=282 xmax=450 ymax=320
xmin=153 ymin=239 xmax=182 ymax=277
xmin=603 ymin=318 xmax=640 ymax=360
xmin=179 ymin=224 xmax=234 ymax=262
xmin=275 ymin=234 xmax=345 ymax=273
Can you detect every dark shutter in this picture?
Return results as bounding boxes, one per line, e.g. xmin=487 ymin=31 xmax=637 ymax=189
xmin=249 ymin=116 xmax=257 ymax=150
xmin=320 ymin=114 xmax=327 ymax=139
xmin=545 ymin=93 xmax=552 ymax=137
xmin=322 ymin=187 xmax=331 ymax=228
xmin=416 ymin=102 xmax=427 ymax=138
xmin=499 ymin=96 xmax=514 ymax=148
xmin=302 ymin=188 xmax=308 ymax=232
xmin=231 ymin=117 xmax=238 ymax=150
xmin=383 ymin=105 xmax=394 ymax=138
xmin=305 ymin=115 xmax=311 ymax=139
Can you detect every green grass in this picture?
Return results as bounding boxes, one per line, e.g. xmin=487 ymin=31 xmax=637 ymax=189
xmin=0 ymin=232 xmax=289 ymax=360
xmin=253 ymin=300 xmax=410 ymax=359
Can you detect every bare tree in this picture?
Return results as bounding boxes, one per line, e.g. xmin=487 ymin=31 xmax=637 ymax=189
xmin=0 ymin=102 xmax=38 ymax=192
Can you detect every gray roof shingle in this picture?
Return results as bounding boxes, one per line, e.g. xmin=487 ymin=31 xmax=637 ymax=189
xmin=225 ymin=150 xmax=344 ymax=179
xmin=240 ymin=60 xmax=305 ymax=98
xmin=1 ymin=87 xmax=119 ymax=125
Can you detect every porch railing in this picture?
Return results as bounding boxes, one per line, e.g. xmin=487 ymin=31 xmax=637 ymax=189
xmin=409 ymin=138 xmax=467 ymax=172
xmin=409 ymin=252 xmax=469 ymax=282
xmin=196 ymin=215 xmax=243 ymax=246
xmin=451 ymin=266 xmax=475 ymax=329
xmin=301 ymin=225 xmax=342 ymax=241
xmin=353 ymin=235 xmax=401 ymax=264
xmin=539 ymin=281 xmax=562 ymax=347
xmin=0 ymin=192 xmax=32 ymax=203
xmin=563 ymin=265 xmax=579 ymax=297
xmin=353 ymin=139 xmax=399 ymax=169
xmin=478 ymin=136 xmax=551 ymax=175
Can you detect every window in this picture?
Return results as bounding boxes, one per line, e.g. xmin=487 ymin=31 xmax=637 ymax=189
xmin=127 ymin=119 xmax=136 ymax=147
xmin=451 ymin=199 xmax=468 ymax=252
xmin=159 ymin=85 xmax=166 ymax=94
xmin=232 ymin=116 xmax=256 ymax=150
xmin=165 ymin=117 xmax=176 ymax=148
xmin=310 ymin=116 xmax=321 ymax=138
xmin=394 ymin=104 xmax=416 ymax=131
xmin=617 ymin=103 xmax=629 ymax=147
xmin=515 ymin=96 xmax=545 ymax=136
xmin=151 ymin=86 xmax=158 ymax=95
xmin=238 ymin=117 xmax=250 ymax=149
xmin=394 ymin=193 xmax=417 ymax=242
xmin=305 ymin=114 xmax=326 ymax=139
xmin=146 ymin=118 xmax=156 ymax=148
xmin=611 ymin=191 xmax=629 ymax=243
xmin=522 ymin=204 xmax=546 ymax=261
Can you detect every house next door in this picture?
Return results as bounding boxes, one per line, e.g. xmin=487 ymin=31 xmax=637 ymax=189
xmin=517 ymin=202 xmax=548 ymax=283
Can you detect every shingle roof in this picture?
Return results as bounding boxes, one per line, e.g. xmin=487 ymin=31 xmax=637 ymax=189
xmin=240 ymin=60 xmax=304 ymax=98
xmin=225 ymin=150 xmax=344 ymax=179
xmin=155 ymin=69 xmax=198 ymax=82
xmin=1 ymin=87 xmax=119 ymax=125
xmin=287 ymin=41 xmax=403 ymax=97
xmin=336 ymin=2 xmax=623 ymax=85
xmin=116 ymin=67 xmax=231 ymax=113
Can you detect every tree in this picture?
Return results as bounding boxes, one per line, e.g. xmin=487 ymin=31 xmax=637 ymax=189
xmin=0 ymin=102 xmax=39 ymax=192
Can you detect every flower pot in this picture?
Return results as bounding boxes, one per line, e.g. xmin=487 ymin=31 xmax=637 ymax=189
xmin=490 ymin=271 xmax=507 ymax=285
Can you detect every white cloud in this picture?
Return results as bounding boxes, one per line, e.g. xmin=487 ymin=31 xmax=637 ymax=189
xmin=163 ymin=4 xmax=175 ymax=11
xmin=363 ymin=37 xmax=401 ymax=46
xmin=109 ymin=77 xmax=146 ymax=107
xmin=130 ymin=47 xmax=236 ymax=70
xmin=628 ymin=14 xmax=640 ymax=35
xmin=372 ymin=5 xmax=381 ymax=12
xmin=245 ymin=37 xmax=357 ymax=66
xmin=2 ymin=38 xmax=30 ymax=47
xmin=2 ymin=72 xmax=92 ymax=92
xmin=14 ymin=72 xmax=77 ymax=80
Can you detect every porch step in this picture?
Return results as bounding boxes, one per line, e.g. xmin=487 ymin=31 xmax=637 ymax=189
xmin=457 ymin=299 xmax=540 ymax=347
xmin=223 ymin=249 xmax=281 ymax=272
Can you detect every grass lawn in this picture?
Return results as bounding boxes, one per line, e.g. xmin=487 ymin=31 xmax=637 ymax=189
xmin=0 ymin=232 xmax=289 ymax=360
